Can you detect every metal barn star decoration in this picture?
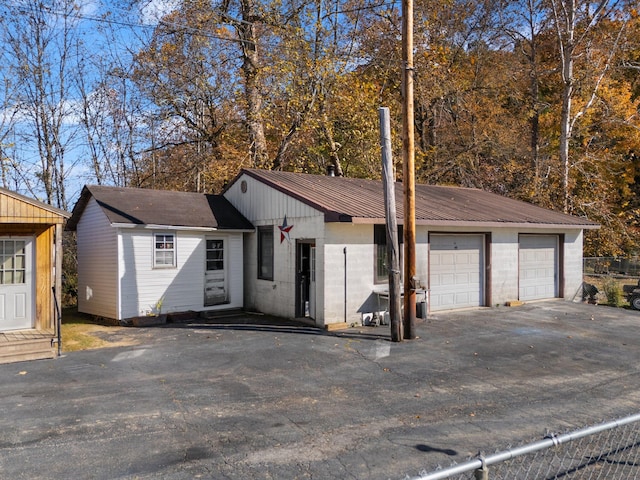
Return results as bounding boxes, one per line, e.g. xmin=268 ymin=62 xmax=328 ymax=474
xmin=279 ymin=215 xmax=293 ymax=243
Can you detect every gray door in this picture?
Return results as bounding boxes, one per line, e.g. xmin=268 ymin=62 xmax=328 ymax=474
xmin=204 ymin=238 xmax=228 ymax=306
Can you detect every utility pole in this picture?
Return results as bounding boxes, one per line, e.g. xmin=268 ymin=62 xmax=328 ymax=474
xmin=402 ymin=0 xmax=417 ymax=339
xmin=379 ymin=107 xmax=402 ymax=342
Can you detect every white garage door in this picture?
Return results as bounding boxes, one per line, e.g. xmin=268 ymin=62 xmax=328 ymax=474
xmin=519 ymin=235 xmax=558 ymax=301
xmin=430 ymin=234 xmax=484 ymax=311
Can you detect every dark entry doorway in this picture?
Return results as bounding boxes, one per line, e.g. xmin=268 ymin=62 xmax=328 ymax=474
xmin=296 ymin=240 xmax=316 ymax=318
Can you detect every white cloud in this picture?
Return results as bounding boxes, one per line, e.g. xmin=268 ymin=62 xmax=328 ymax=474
xmin=138 ymin=0 xmax=181 ymax=25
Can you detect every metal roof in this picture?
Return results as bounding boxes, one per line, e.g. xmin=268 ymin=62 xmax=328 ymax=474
xmin=66 ymin=185 xmax=254 ymax=231
xmin=235 ymin=169 xmax=599 ymax=229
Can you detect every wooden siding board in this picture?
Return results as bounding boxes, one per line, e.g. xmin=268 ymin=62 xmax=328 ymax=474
xmin=0 ymin=224 xmax=48 ymax=235
xmin=0 ymin=193 xmax=67 ymax=224
xmin=77 ymin=198 xmax=119 ymax=319
xmin=34 ymin=227 xmax=55 ymax=330
xmin=0 ymin=191 xmax=65 ymax=361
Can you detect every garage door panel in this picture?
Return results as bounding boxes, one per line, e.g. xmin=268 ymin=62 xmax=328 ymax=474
xmin=440 ymin=254 xmax=455 ymax=265
xmin=519 ymin=235 xmax=558 ymax=301
xmin=455 ymin=272 xmax=476 ymax=285
xmin=430 ymin=235 xmax=484 ymax=311
xmin=437 ymin=273 xmax=455 ymax=286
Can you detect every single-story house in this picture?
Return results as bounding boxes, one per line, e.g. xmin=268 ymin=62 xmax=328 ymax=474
xmin=66 ymin=186 xmax=253 ymax=323
xmin=0 ymin=188 xmax=69 ymax=363
xmin=222 ymin=168 xmax=599 ymax=327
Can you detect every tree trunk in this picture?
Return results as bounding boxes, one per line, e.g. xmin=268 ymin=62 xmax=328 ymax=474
xmin=238 ymin=0 xmax=269 ymax=169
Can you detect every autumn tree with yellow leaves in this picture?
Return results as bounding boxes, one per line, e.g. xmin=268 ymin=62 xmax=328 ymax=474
xmin=0 ymin=0 xmax=638 ymax=254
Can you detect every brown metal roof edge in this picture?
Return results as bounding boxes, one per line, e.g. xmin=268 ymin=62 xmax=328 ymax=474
xmin=236 ymin=169 xmax=341 ymax=217
xmin=228 ymin=169 xmax=601 ymax=229
xmin=349 ymin=217 xmax=600 ymax=229
xmin=0 ymin=187 xmax=70 ymax=219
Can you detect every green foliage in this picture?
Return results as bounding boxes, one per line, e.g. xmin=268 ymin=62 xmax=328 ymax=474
xmin=62 ymin=232 xmax=78 ymax=308
xmin=602 ymin=278 xmax=624 ymax=307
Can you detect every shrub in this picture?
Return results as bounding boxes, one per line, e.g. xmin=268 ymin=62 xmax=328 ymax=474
xmin=602 ymin=278 xmax=623 ymax=307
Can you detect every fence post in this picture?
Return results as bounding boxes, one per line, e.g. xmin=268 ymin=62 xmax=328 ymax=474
xmin=474 ymin=466 xmax=488 ymax=480
xmin=474 ymin=455 xmax=488 ymax=480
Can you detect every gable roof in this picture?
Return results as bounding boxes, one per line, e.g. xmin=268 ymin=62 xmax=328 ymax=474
xmin=231 ymin=169 xmax=599 ymax=229
xmin=0 ymin=187 xmax=70 ymax=221
xmin=66 ymin=185 xmax=254 ymax=232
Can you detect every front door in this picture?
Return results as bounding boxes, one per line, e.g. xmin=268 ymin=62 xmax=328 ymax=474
xmin=204 ymin=237 xmax=228 ymax=306
xmin=0 ymin=237 xmax=33 ymax=331
xmin=296 ymin=241 xmax=316 ymax=318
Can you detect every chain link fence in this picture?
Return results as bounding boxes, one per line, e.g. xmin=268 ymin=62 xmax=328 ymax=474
xmin=409 ymin=413 xmax=640 ymax=480
xmin=582 ymin=258 xmax=640 ymax=307
xmin=584 ymin=257 xmax=640 ymax=277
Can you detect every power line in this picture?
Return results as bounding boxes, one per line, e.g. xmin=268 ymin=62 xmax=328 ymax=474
xmin=2 ymin=0 xmax=400 ymax=48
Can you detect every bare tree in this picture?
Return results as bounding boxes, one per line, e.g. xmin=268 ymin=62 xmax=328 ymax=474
xmin=549 ymin=0 xmax=627 ymax=212
xmin=0 ymin=0 xmax=90 ymax=208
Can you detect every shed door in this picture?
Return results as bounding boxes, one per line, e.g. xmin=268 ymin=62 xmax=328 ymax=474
xmin=519 ymin=235 xmax=558 ymax=301
xmin=429 ymin=234 xmax=484 ymax=311
xmin=0 ymin=238 xmax=33 ymax=331
xmin=204 ymin=238 xmax=228 ymax=306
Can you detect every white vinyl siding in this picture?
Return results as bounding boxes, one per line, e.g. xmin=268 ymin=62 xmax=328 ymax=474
xmin=119 ymin=230 xmax=244 ymax=319
xmin=76 ymin=198 xmax=119 ymax=319
xmin=224 ymin=175 xmax=320 ymax=223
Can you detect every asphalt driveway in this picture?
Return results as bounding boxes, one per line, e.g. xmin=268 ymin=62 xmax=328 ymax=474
xmin=1 ymin=301 xmax=639 ymax=479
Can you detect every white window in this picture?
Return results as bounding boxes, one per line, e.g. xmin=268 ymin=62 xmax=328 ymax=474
xmin=154 ymin=233 xmax=176 ymax=267
xmin=0 ymin=240 xmax=26 ymax=284
xmin=206 ymin=239 xmax=224 ymax=271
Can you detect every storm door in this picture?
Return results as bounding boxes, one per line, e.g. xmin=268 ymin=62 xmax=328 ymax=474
xmin=204 ymin=237 xmax=228 ymax=306
xmin=296 ymin=240 xmax=316 ymax=318
xmin=0 ymin=237 xmax=33 ymax=331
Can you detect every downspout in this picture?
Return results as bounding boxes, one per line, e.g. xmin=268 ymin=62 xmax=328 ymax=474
xmin=52 ymin=223 xmax=63 ymax=357
xmin=52 ymin=286 xmax=62 ymax=357
xmin=343 ymin=247 xmax=347 ymax=323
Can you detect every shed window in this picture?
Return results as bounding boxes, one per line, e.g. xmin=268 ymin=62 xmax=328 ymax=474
xmin=0 ymin=240 xmax=26 ymax=284
xmin=258 ymin=226 xmax=274 ymax=280
xmin=374 ymin=224 xmax=403 ymax=284
xmin=154 ymin=233 xmax=175 ymax=267
xmin=206 ymin=239 xmax=224 ymax=271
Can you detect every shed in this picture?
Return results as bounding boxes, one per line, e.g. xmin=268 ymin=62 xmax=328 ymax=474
xmin=223 ymin=169 xmax=599 ymax=327
xmin=66 ymin=186 xmax=254 ymax=323
xmin=0 ymin=188 xmax=69 ymax=363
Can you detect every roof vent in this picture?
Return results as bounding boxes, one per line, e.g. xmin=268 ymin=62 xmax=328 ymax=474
xmin=327 ymin=165 xmax=336 ymax=177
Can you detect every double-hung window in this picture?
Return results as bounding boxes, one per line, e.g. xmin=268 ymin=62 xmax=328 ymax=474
xmin=258 ymin=226 xmax=274 ymax=280
xmin=374 ymin=224 xmax=403 ymax=284
xmin=154 ymin=233 xmax=176 ymax=268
